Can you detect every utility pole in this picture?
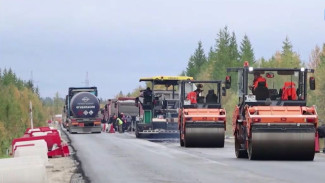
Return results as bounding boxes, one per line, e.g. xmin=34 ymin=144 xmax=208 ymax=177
xmin=85 ymin=72 xmax=89 ymax=87
xmin=30 ymin=71 xmax=34 ymax=83
xmin=30 ymin=70 xmax=39 ymax=91
xmin=30 ymin=101 xmax=33 ymax=129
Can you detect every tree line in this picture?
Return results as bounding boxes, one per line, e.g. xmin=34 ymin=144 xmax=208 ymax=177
xmin=184 ymin=26 xmax=325 ymax=129
xmin=0 ymin=68 xmax=59 ymax=157
xmin=116 ymin=26 xmax=325 ymax=131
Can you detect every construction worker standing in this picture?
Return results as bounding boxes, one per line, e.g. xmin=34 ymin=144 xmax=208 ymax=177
xmin=187 ymin=90 xmax=198 ymax=104
xmin=187 ymin=88 xmax=202 ymax=104
xmin=121 ymin=113 xmax=126 ymax=132
xmin=117 ymin=117 xmax=123 ymax=133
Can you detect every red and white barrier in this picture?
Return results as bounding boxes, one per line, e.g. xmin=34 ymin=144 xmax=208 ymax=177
xmin=13 ymin=140 xmax=49 ymax=165
xmin=12 ymin=127 xmax=70 ymax=158
xmin=0 ymin=156 xmax=48 ymax=183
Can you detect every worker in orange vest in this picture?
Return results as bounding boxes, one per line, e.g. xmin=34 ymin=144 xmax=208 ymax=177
xmin=187 ymin=88 xmax=202 ymax=104
xmin=249 ymin=72 xmax=268 ymax=92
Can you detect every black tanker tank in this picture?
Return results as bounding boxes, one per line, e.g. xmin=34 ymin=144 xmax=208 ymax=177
xmin=70 ymin=92 xmax=100 ymax=118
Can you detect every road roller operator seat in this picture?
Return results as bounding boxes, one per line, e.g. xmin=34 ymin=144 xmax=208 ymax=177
xmin=143 ymin=88 xmax=153 ymax=110
xmin=206 ymin=90 xmax=218 ymax=103
xmin=254 ymin=82 xmax=269 ymax=100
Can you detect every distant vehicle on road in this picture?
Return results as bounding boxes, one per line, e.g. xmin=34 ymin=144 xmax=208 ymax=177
xmin=54 ymin=114 xmax=62 ymax=124
xmin=104 ymin=97 xmax=141 ymax=131
xmin=135 ymin=76 xmax=193 ymax=138
xmin=62 ymin=87 xmax=101 ymax=134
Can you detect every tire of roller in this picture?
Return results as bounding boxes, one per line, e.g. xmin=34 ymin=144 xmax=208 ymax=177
xmin=235 ymin=134 xmax=248 ymax=158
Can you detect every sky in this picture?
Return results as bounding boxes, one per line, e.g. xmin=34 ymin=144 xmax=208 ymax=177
xmin=1 ymin=0 xmax=325 ymax=99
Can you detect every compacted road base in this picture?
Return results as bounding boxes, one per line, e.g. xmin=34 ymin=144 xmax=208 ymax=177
xmin=68 ymin=132 xmax=325 ymax=183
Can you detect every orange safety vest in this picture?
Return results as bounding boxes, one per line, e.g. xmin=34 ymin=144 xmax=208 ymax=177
xmin=253 ymin=76 xmax=268 ymax=89
xmin=187 ymin=91 xmax=197 ymax=104
xmin=281 ymin=82 xmax=297 ymax=100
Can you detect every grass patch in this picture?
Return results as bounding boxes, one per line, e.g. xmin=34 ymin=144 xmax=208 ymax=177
xmin=0 ymin=154 xmax=10 ymax=159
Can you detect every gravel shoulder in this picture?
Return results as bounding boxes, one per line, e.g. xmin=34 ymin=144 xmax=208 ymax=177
xmin=46 ymin=123 xmax=87 ymax=183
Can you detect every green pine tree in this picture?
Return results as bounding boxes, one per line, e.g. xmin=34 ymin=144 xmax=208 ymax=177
xmin=186 ymin=41 xmax=207 ymax=79
xmin=208 ymin=46 xmax=215 ymax=61
xmin=281 ymin=36 xmax=300 ymax=67
xmin=180 ymin=70 xmax=186 ymax=76
xmin=239 ymin=34 xmax=255 ymax=65
xmin=186 ymin=57 xmax=196 ymax=77
xmin=211 ymin=26 xmax=239 ymax=79
xmin=282 ymin=36 xmax=293 ymax=56
xmin=229 ymin=32 xmax=240 ymax=65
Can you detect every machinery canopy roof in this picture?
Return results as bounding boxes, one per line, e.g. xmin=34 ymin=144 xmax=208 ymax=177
xmin=139 ymin=76 xmax=194 ymax=85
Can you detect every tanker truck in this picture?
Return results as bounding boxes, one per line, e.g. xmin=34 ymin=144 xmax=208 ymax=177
xmin=63 ymin=87 xmax=101 ymax=133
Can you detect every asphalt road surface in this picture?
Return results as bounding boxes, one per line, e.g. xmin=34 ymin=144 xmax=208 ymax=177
xmin=68 ymin=132 xmax=325 ymax=183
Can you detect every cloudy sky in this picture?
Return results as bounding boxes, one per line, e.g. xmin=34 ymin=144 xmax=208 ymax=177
xmin=1 ymin=0 xmax=324 ymax=99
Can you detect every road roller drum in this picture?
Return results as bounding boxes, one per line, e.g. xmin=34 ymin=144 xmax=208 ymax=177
xmin=248 ymin=123 xmax=315 ymax=160
xmin=184 ymin=122 xmax=225 ymax=147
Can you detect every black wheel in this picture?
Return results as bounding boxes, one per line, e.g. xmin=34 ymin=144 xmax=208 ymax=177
xmin=135 ymin=122 xmax=139 ymax=138
xmin=68 ymin=127 xmax=72 ymax=134
xmin=180 ymin=131 xmax=184 ymax=147
xmin=135 ymin=128 xmax=142 ymax=138
xmin=248 ymin=138 xmax=255 ymax=160
xmin=235 ymin=134 xmax=248 ymax=158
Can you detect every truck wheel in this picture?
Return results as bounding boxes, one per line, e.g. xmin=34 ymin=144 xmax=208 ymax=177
xmin=135 ymin=130 xmax=141 ymax=138
xmin=235 ymin=134 xmax=248 ymax=158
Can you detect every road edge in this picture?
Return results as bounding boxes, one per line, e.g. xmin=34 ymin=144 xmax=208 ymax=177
xmin=61 ymin=127 xmax=91 ymax=183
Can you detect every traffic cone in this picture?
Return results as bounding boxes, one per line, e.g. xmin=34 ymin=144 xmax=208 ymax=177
xmin=109 ymin=124 xmax=115 ymax=133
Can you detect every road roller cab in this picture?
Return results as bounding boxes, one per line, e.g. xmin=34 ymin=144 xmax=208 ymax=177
xmin=178 ymin=80 xmax=227 ymax=147
xmin=226 ymin=61 xmax=318 ymax=160
xmin=135 ymin=76 xmax=194 ymax=138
